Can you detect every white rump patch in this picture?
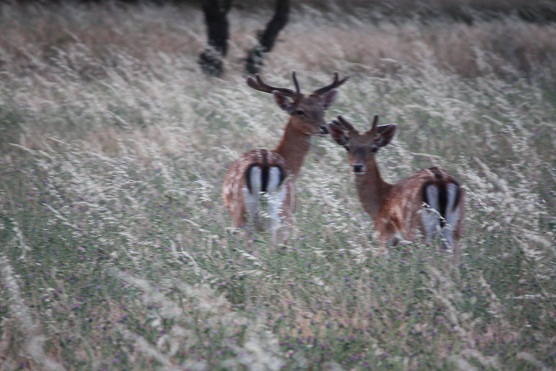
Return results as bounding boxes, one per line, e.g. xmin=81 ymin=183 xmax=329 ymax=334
xmin=267 ymin=166 xmax=286 ymax=239
xmin=245 ymin=166 xmax=262 ymax=221
xmin=267 ymin=166 xmax=283 ymax=193
xmin=442 ymin=183 xmax=460 ymax=248
xmin=422 ymin=184 xmax=440 ymax=242
xmin=243 ymin=165 xmax=286 ymax=238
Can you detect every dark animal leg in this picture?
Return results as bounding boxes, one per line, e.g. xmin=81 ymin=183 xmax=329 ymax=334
xmin=245 ymin=0 xmax=290 ymax=75
xmin=199 ymin=0 xmax=232 ymax=77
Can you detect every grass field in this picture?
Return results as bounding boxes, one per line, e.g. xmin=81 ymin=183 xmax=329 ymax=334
xmin=1 ymin=1 xmax=555 ymax=369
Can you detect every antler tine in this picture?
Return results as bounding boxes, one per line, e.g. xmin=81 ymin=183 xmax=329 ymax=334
xmin=336 ymin=115 xmax=358 ymax=134
xmin=312 ymin=72 xmax=350 ymax=96
xmin=292 ymin=71 xmax=301 ymax=95
xmin=370 ymin=115 xmax=379 ymax=133
xmin=246 ymin=73 xmax=297 ymax=97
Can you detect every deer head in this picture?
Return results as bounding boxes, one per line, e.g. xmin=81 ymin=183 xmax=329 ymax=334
xmin=247 ymin=72 xmax=349 ymax=135
xmin=329 ymin=115 xmax=397 ymax=174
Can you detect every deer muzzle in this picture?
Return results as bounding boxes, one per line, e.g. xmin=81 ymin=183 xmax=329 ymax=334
xmin=352 ymin=164 xmax=366 ymax=174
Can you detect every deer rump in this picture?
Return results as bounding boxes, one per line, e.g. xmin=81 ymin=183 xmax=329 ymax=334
xmin=223 ymin=149 xmax=292 ymax=233
xmin=243 ymin=153 xmax=288 ymax=231
xmin=245 ymin=162 xmax=286 ymax=195
xmin=419 ymin=167 xmax=462 ymax=247
xmin=372 ymin=168 xmax=462 ymax=246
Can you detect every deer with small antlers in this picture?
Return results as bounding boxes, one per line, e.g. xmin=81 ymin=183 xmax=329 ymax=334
xmin=223 ymin=72 xmax=349 ymax=244
xmin=329 ymin=115 xmax=464 ymax=261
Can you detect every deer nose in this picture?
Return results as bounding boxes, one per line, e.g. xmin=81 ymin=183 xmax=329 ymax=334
xmin=319 ymin=124 xmax=329 ymax=135
xmin=352 ymin=164 xmax=365 ymax=174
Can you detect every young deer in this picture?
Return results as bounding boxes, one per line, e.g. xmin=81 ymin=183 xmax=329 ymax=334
xmin=223 ymin=72 xmax=349 ymax=244
xmin=329 ymin=115 xmax=464 ymax=260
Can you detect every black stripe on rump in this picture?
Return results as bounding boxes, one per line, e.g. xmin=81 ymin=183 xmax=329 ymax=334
xmin=430 ymin=167 xmax=462 ymax=212
xmin=437 ymin=184 xmax=448 ymax=228
xmin=245 ymin=150 xmax=281 ymax=194
xmin=261 ymin=150 xmax=269 ymax=192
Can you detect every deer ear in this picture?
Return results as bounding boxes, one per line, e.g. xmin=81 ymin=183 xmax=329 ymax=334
xmin=273 ymin=91 xmax=294 ymax=113
xmin=376 ymin=124 xmax=397 ymax=147
xmin=329 ymin=123 xmax=349 ymax=147
xmin=320 ymin=89 xmax=338 ymax=110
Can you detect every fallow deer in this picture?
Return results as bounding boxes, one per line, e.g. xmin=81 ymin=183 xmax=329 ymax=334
xmin=223 ymin=72 xmax=349 ymax=244
xmin=329 ymin=115 xmax=464 ymax=261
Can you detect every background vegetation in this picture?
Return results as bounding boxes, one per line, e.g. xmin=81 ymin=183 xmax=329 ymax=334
xmin=1 ymin=0 xmax=555 ymax=369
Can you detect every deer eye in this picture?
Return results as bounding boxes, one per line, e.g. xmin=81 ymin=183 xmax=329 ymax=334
xmin=295 ymin=110 xmax=305 ymax=116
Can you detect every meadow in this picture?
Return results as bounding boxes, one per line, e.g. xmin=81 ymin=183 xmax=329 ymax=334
xmin=0 ymin=1 xmax=555 ymax=369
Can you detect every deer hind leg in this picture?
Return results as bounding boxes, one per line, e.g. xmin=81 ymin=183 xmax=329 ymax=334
xmin=443 ymin=182 xmax=462 ymax=256
xmin=227 ymin=184 xmax=248 ymax=228
xmin=422 ymin=184 xmax=443 ymax=244
xmin=268 ymin=196 xmax=285 ymax=244
xmin=267 ymin=166 xmax=287 ymax=245
xmin=423 ymin=182 xmax=463 ymax=266
xmin=244 ymin=166 xmax=263 ymax=236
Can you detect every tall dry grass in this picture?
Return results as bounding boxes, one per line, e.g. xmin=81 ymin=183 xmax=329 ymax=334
xmin=0 ymin=1 xmax=555 ymax=369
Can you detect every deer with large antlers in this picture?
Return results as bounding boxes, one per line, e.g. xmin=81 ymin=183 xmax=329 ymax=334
xmin=329 ymin=115 xmax=464 ymax=261
xmin=223 ymin=72 xmax=349 ymax=244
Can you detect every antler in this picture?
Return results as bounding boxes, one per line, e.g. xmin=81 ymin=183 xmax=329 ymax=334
xmin=246 ymin=71 xmax=300 ymax=97
xmin=369 ymin=115 xmax=379 ymax=133
xmin=292 ymin=72 xmax=301 ymax=95
xmin=312 ymin=72 xmax=350 ymax=96
xmin=335 ymin=115 xmax=358 ymax=134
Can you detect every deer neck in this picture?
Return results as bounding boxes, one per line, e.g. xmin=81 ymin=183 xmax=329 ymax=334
xmin=273 ymin=119 xmax=313 ymax=178
xmin=354 ymin=157 xmax=393 ymax=221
